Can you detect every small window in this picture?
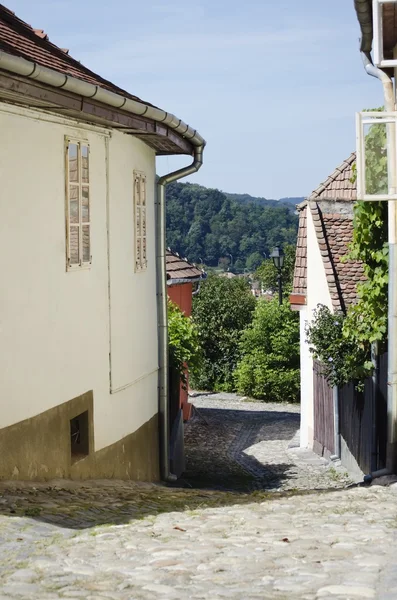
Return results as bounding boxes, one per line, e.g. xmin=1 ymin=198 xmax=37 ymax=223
xmin=134 ymin=171 xmax=147 ymax=272
xmin=70 ymin=411 xmax=89 ymax=463
xmin=66 ymin=139 xmax=91 ymax=269
xmin=356 ymin=112 xmax=397 ymax=201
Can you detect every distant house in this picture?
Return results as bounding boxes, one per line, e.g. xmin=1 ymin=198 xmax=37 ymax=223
xmin=166 ymin=249 xmax=206 ymax=420
xmin=0 ymin=5 xmax=204 ymax=481
xmin=290 ymin=153 xmax=372 ymax=469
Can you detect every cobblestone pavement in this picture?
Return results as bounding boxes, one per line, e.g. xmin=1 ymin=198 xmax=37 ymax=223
xmin=184 ymin=393 xmax=351 ymax=491
xmin=0 ymin=395 xmax=396 ymax=599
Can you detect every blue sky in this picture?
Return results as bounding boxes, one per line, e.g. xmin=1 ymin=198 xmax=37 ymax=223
xmin=6 ymin=0 xmax=384 ymax=198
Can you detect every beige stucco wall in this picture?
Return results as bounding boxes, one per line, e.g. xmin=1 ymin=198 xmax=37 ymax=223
xmin=0 ymin=103 xmax=158 ymax=459
xmin=301 ymin=207 xmax=333 ymax=447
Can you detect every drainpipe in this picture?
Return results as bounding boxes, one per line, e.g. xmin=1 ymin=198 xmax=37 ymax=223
xmin=156 ymin=145 xmax=205 ymax=482
xmin=361 ymin=51 xmax=397 ymax=474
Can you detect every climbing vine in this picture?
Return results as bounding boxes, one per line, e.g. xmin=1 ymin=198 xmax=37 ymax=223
xmin=307 ymin=110 xmax=389 ymax=387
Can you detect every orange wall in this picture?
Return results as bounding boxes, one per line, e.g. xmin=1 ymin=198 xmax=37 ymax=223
xmin=168 ymin=282 xmax=193 ymax=419
xmin=168 ymin=282 xmax=193 ymax=316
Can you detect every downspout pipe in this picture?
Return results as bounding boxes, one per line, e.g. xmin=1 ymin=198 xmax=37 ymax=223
xmin=361 ymin=51 xmax=397 ymax=475
xmin=156 ymin=145 xmax=205 ymax=482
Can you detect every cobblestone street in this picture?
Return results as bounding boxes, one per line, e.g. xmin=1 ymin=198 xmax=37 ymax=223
xmin=0 ymin=395 xmax=396 ymax=599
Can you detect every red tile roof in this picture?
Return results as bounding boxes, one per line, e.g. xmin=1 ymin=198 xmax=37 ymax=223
xmin=0 ymin=4 xmax=152 ymax=106
xmin=166 ymin=249 xmax=206 ymax=284
xmin=309 ymin=204 xmax=365 ymax=312
xmin=291 ymin=153 xmax=364 ymax=312
xmin=309 ymin=152 xmax=356 ymax=201
xmin=292 ymin=206 xmax=307 ymax=298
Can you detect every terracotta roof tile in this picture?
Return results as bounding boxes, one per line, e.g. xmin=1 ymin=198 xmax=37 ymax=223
xmin=309 ymin=152 xmax=356 ymax=201
xmin=166 ymin=249 xmax=206 ymax=284
xmin=292 ymin=152 xmax=364 ymax=310
xmin=292 ymin=207 xmax=307 ymax=297
xmin=0 ymin=4 xmax=152 ymax=106
xmin=309 ymin=203 xmax=364 ymax=312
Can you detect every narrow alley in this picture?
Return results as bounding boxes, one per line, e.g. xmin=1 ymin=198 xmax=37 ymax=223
xmin=0 ymin=395 xmax=396 ymax=600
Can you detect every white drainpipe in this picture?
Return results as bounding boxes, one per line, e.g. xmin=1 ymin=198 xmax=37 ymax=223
xmin=157 ymin=146 xmax=205 ymax=481
xmin=361 ymin=51 xmax=397 ymax=473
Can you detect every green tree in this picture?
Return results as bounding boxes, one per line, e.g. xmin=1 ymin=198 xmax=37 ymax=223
xmin=234 ymin=298 xmax=300 ymax=402
xmin=191 ymin=274 xmax=256 ymax=391
xmin=254 ymin=244 xmax=296 ymax=294
xmin=165 ymin=181 xmax=298 ymax=270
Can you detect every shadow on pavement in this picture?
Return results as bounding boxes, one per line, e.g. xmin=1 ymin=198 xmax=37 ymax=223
xmin=0 ymin=405 xmax=350 ymax=531
xmin=182 ymin=406 xmax=300 ymax=492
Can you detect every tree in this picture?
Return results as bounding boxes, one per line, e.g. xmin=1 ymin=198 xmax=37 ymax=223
xmin=234 ymin=298 xmax=300 ymax=402
xmin=165 ymin=181 xmax=298 ymax=270
xmin=191 ymin=274 xmax=256 ymax=391
xmin=254 ymin=244 xmax=296 ymax=294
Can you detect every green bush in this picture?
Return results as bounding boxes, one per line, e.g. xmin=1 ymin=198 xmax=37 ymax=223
xmin=191 ymin=274 xmax=256 ymax=391
xmin=168 ymin=299 xmax=202 ymax=388
xmin=305 ymin=304 xmax=372 ymax=389
xmin=234 ymin=298 xmax=300 ymax=402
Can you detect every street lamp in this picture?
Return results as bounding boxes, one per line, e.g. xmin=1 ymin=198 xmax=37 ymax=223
xmin=270 ymin=246 xmax=284 ymax=305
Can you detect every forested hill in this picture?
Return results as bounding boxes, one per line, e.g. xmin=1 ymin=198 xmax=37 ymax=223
xmin=166 ymin=182 xmax=300 ymax=272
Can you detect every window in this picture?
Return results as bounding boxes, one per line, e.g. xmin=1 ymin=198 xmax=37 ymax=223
xmin=66 ymin=138 xmax=91 ymax=269
xmin=373 ymin=0 xmax=397 ymax=68
xmin=134 ymin=171 xmax=147 ymax=272
xmin=356 ymin=111 xmax=397 ymax=201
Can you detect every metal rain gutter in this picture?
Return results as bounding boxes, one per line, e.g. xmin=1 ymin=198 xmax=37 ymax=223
xmin=156 ymin=146 xmax=205 ymax=482
xmin=0 ymin=50 xmax=205 ymax=148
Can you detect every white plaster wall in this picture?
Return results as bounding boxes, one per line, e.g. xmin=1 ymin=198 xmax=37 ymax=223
xmin=0 ymin=104 xmax=158 ymax=450
xmin=107 ymin=131 xmax=158 ymax=392
xmin=301 ymin=207 xmax=333 ymax=447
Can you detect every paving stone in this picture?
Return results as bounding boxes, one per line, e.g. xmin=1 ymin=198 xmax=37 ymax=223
xmin=0 ymin=395 xmax=395 ymax=599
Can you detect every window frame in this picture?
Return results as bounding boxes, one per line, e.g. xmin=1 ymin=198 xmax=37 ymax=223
xmin=134 ymin=170 xmax=147 ymax=272
xmin=65 ymin=137 xmax=91 ymax=271
xmin=373 ymin=0 xmax=397 ymax=68
xmin=356 ymin=111 xmax=397 ymax=201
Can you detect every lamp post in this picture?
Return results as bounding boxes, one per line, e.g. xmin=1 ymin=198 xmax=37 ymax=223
xmin=270 ymin=246 xmax=284 ymax=305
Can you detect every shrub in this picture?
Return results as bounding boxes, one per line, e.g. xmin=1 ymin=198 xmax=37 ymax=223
xmin=191 ymin=274 xmax=256 ymax=391
xmin=168 ymin=299 xmax=202 ymax=388
xmin=234 ymin=298 xmax=300 ymax=402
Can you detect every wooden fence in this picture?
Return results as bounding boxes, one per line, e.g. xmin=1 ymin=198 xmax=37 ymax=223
xmin=313 ymin=360 xmax=335 ymax=457
xmin=313 ymin=353 xmax=388 ymax=474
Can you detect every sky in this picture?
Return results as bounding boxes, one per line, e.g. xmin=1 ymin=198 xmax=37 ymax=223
xmin=5 ymin=0 xmax=384 ymax=199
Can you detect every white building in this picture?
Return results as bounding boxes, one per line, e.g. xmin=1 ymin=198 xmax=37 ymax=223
xmin=0 ymin=5 xmax=204 ymax=480
xmin=290 ymin=153 xmax=363 ymax=458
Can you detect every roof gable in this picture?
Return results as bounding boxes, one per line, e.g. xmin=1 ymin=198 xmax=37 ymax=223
xmin=308 ymin=152 xmax=356 ymax=202
xmin=291 ymin=152 xmax=364 ymax=311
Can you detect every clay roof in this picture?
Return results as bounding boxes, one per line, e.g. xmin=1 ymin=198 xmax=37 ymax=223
xmin=0 ymin=4 xmax=152 ymax=106
xmin=291 ymin=153 xmax=364 ymax=312
xmin=291 ymin=206 xmax=307 ymax=297
xmin=166 ymin=249 xmax=206 ymax=285
xmin=308 ymin=152 xmax=356 ymax=202
xmin=309 ymin=203 xmax=365 ymax=313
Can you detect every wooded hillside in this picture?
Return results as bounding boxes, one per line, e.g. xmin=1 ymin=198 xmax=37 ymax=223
xmin=166 ymin=182 xmax=300 ymax=272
